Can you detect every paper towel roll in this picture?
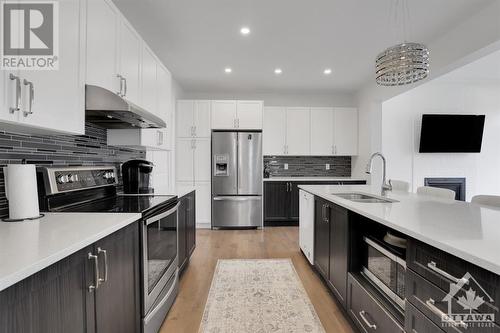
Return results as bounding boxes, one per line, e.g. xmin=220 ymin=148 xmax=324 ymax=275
xmin=3 ymin=164 xmax=40 ymax=220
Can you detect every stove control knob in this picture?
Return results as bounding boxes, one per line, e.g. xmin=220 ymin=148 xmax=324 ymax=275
xmin=56 ymin=174 xmax=69 ymax=184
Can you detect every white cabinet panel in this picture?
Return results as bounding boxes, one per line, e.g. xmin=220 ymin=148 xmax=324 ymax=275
xmin=310 ymin=107 xmax=334 ymax=155
xmin=194 ymin=101 xmax=211 ymax=137
xmin=194 ymin=138 xmax=211 ymax=182
xmin=141 ymin=46 xmax=158 ymax=117
xmin=157 ymin=65 xmax=172 ymax=122
xmin=86 ymin=0 xmax=119 ymax=93
xmin=118 ymin=20 xmax=141 ymax=105
xmin=334 ymin=107 xmax=358 ymax=156
xmin=20 ymin=0 xmax=85 ymax=134
xmin=286 ymin=107 xmax=310 ymax=155
xmin=176 ymin=139 xmax=195 ymax=183
xmin=263 ymin=107 xmax=286 ymax=155
xmin=211 ymin=100 xmax=237 ymax=129
xmin=107 ymin=128 xmax=170 ymax=150
xmin=194 ymin=182 xmax=211 ymax=226
xmin=299 ymin=190 xmax=315 ymax=265
xmin=1 ymin=72 xmax=21 ymax=124
xmin=176 ymin=100 xmax=195 ymax=138
xmin=237 ymin=101 xmax=263 ymax=129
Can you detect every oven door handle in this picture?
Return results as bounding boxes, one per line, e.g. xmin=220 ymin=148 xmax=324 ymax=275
xmin=145 ymin=202 xmax=181 ymax=226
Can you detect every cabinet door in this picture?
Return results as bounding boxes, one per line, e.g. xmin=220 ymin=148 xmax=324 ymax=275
xmin=20 ymin=0 xmax=85 ymax=134
xmin=194 ymin=182 xmax=211 ymax=227
xmin=290 ymin=182 xmax=302 ymax=221
xmin=314 ymin=198 xmax=330 ymax=280
xmin=334 ymin=108 xmax=358 ymax=156
xmin=157 ymin=65 xmax=172 ymax=122
xmin=299 ymin=190 xmax=315 ymax=265
xmin=263 ymin=107 xmax=286 ymax=155
xmin=263 ymin=182 xmax=289 ymax=223
xmin=194 ymin=138 xmax=211 ymax=182
xmin=237 ymin=101 xmax=263 ymax=129
xmin=87 ymin=0 xmax=119 ymax=93
xmin=211 ymin=100 xmax=237 ymax=129
xmin=0 ymin=246 xmax=95 ymax=333
xmin=176 ymin=139 xmax=194 ymax=183
xmin=141 ymin=46 xmax=158 ymax=117
xmin=118 ymin=20 xmax=141 ymax=105
xmin=194 ymin=100 xmax=211 ymax=137
xmin=176 ymin=100 xmax=195 ymax=138
xmin=310 ymin=107 xmax=334 ymax=155
xmin=286 ymin=107 xmax=310 ymax=155
xmin=328 ymin=204 xmax=349 ymax=307
xmin=94 ymin=222 xmax=140 ymax=333
xmin=0 ymin=71 xmax=21 ymax=124
xmin=186 ymin=191 xmax=196 ymax=256
xmin=177 ymin=195 xmax=188 ymax=272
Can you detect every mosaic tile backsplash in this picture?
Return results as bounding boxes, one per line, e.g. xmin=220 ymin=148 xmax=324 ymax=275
xmin=0 ymin=123 xmax=145 ymax=218
xmin=264 ymin=156 xmax=351 ymax=178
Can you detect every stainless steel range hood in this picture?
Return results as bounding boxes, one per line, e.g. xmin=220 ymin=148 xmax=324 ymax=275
xmin=85 ymin=85 xmax=166 ymax=129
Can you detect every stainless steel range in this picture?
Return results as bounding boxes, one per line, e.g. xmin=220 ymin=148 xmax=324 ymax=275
xmin=37 ymin=166 xmax=179 ymax=333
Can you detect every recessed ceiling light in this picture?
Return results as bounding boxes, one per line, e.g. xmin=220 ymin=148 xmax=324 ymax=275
xmin=274 ymin=68 xmax=282 ymax=75
xmin=224 ymin=67 xmax=232 ymax=73
xmin=324 ymin=68 xmax=332 ymax=75
xmin=240 ymin=27 xmax=251 ymax=35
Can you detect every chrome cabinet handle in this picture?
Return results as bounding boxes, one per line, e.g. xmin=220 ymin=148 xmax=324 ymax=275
xmin=359 ymin=310 xmax=377 ymax=330
xmin=9 ymin=74 xmax=21 ymax=113
xmin=425 ymin=298 xmax=467 ymax=328
xmin=157 ymin=130 xmax=163 ymax=146
xmin=97 ymin=247 xmax=108 ymax=283
xmin=123 ymin=77 xmax=127 ymax=97
xmin=23 ymin=79 xmax=34 ymax=117
xmin=427 ymin=261 xmax=469 ymax=285
xmin=116 ymin=74 xmax=123 ymax=96
xmin=88 ymin=252 xmax=100 ymax=291
xmin=193 ymin=125 xmax=197 ymax=137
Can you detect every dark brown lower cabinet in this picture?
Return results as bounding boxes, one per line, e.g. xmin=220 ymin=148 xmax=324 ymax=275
xmin=178 ymin=190 xmax=196 ymax=274
xmin=0 ymin=221 xmax=140 ymax=333
xmin=313 ymin=197 xmax=349 ymax=307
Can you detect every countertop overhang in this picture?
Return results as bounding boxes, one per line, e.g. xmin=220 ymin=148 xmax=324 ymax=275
xmin=299 ymin=184 xmax=500 ymax=275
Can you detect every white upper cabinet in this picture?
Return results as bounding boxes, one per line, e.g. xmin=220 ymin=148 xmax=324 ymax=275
xmin=117 ymin=20 xmax=141 ymax=105
xmin=286 ymin=107 xmax=310 ymax=155
xmin=333 ymin=107 xmax=358 ymax=155
xmin=236 ymin=101 xmax=263 ymax=129
xmin=107 ymin=128 xmax=170 ymax=150
xmin=211 ymin=100 xmax=237 ymax=129
xmin=177 ymin=100 xmax=211 ymax=138
xmin=6 ymin=0 xmax=86 ymax=135
xmin=263 ymin=107 xmax=287 ymax=155
xmin=141 ymin=45 xmax=158 ymax=117
xmin=310 ymin=107 xmax=334 ymax=155
xmin=86 ymin=0 xmax=119 ymax=93
xmin=157 ymin=64 xmax=172 ymax=122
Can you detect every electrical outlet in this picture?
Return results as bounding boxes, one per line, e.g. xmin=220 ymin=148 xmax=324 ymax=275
xmin=325 ymin=164 xmax=330 ymax=170
xmin=284 ymin=163 xmax=289 ymax=170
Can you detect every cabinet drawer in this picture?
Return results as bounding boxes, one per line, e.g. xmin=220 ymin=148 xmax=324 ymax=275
xmin=407 ymin=239 xmax=500 ymax=325
xmin=406 ymin=301 xmax=448 ymax=333
xmin=347 ymin=274 xmax=404 ymax=333
xmin=407 ymin=269 xmax=500 ymax=333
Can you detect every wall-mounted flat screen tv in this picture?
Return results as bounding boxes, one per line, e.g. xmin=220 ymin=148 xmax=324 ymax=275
xmin=419 ymin=114 xmax=485 ymax=153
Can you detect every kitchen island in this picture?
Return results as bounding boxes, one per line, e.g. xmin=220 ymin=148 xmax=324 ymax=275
xmin=299 ymin=184 xmax=500 ymax=333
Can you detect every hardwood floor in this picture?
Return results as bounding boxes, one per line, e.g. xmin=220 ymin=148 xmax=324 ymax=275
xmin=160 ymin=227 xmax=355 ymax=333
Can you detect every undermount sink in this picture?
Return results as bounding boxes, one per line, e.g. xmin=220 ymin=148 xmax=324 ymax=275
xmin=333 ymin=193 xmax=398 ymax=203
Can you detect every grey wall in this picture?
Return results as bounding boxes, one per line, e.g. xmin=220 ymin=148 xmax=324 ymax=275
xmin=0 ymin=123 xmax=145 ymax=218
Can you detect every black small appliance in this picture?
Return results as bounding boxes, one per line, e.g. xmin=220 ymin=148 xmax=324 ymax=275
xmin=122 ymin=159 xmax=154 ymax=194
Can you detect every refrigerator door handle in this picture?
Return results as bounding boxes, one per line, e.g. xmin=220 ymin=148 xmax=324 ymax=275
xmin=213 ymin=196 xmax=261 ymax=201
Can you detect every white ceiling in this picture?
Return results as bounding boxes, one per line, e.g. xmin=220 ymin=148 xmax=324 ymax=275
xmin=112 ymin=0 xmax=495 ymax=94
xmin=440 ymin=49 xmax=500 ymax=85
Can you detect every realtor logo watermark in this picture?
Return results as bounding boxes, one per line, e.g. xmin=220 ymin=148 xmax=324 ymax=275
xmin=440 ymin=272 xmax=495 ymax=329
xmin=1 ymin=1 xmax=59 ymax=70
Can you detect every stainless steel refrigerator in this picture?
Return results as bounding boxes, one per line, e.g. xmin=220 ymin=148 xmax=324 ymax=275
xmin=212 ymin=131 xmax=262 ymax=228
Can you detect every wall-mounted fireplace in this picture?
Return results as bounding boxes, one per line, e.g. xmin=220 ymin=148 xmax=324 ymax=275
xmin=424 ymin=178 xmax=466 ymax=201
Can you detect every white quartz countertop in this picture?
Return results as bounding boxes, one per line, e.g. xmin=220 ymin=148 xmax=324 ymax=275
xmin=299 ymin=184 xmax=500 ymax=275
xmin=0 ymin=212 xmax=141 ymax=292
xmin=264 ymin=177 xmax=366 ymax=182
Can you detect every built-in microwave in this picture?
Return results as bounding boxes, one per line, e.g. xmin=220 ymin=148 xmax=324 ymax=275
xmin=361 ymin=236 xmax=406 ymax=309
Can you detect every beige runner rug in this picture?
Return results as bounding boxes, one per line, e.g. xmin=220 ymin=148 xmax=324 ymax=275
xmin=199 ymin=259 xmax=326 ymax=333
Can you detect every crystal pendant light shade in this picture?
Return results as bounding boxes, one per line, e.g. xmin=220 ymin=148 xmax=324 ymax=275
xmin=375 ymin=42 xmax=430 ymax=86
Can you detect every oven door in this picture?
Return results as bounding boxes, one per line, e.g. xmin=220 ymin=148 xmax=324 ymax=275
xmin=142 ymin=201 xmax=180 ymax=313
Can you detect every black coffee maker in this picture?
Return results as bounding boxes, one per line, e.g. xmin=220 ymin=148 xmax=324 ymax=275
xmin=122 ymin=159 xmax=154 ymax=194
